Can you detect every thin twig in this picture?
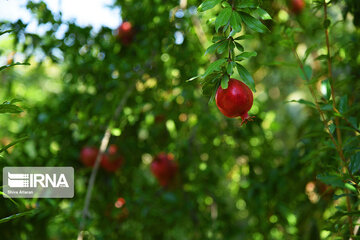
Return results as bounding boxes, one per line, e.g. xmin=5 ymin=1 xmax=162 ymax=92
xmin=77 ymin=81 xmax=136 ymax=239
xmin=292 ymin=46 xmax=355 ymax=237
xmin=323 ymin=1 xmax=354 ymax=236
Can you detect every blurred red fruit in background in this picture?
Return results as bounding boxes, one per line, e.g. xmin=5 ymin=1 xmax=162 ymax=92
xmin=151 ymin=152 xmax=178 ymax=187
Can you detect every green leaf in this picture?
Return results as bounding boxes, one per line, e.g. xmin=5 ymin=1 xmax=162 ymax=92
xmin=235 ymin=42 xmax=244 ymax=51
xmin=235 ymin=51 xmax=257 ymax=61
xmin=348 ymin=117 xmax=358 ymax=130
xmin=202 ymin=59 xmax=227 ymax=78
xmin=186 ymin=75 xmax=200 ymax=82
xmin=0 ymin=103 xmax=23 ymax=114
xmin=286 ymin=99 xmax=316 ymax=108
xmin=215 ymin=7 xmax=232 ymax=32
xmin=317 ymin=174 xmax=345 ymax=188
xmin=0 ymin=210 xmax=35 ymax=224
xmin=323 ymin=19 xmax=331 ymax=29
xmin=209 ymin=83 xmax=219 ymax=104
xmin=345 ymin=183 xmax=357 ymax=193
xmin=205 ymin=41 xmax=223 ymax=55
xmin=339 ymin=95 xmax=348 ymax=114
xmin=221 ymin=75 xmax=230 ymax=89
xmin=222 ymin=1 xmax=231 ymax=8
xmin=315 ymin=54 xmax=328 ymax=61
xmin=226 ymin=61 xmax=235 ymax=75
xmin=236 ymin=63 xmax=255 ymax=92
xmin=10 ymin=99 xmax=23 ymax=104
xmin=321 ymin=78 xmax=331 ymax=100
xmin=222 ymin=20 xmax=230 ymax=33
xmin=0 ymin=192 xmax=19 ymax=207
xmin=228 ymin=29 xmax=237 ymax=38
xmin=240 ymin=12 xmax=269 ymax=33
xmin=333 ymin=193 xmax=354 ymax=200
xmin=298 ymin=65 xmax=312 ymax=81
xmin=212 ymin=36 xmax=225 ymax=42
xmin=229 ymin=41 xmax=235 ymax=51
xmin=198 ymin=0 xmax=222 ymax=12
xmin=0 ymin=30 xmax=13 ymax=36
xmin=217 ymin=41 xmax=228 ymax=54
xmin=303 ymin=44 xmax=318 ymax=63
xmin=234 ymin=35 xmax=254 ymax=40
xmin=230 ymin=12 xmax=242 ymax=33
xmin=253 ymin=7 xmax=272 ymax=20
xmin=202 ymin=75 xmax=221 ymax=103
xmin=279 ymin=39 xmax=294 ymax=49
xmin=202 ymin=80 xmax=217 ymax=96
xmin=0 ymin=137 xmax=28 ymax=154
xmin=329 ymin=123 xmax=335 ymax=134
xmin=237 ymin=0 xmax=259 ymax=9
xmin=320 ymin=103 xmax=333 ymax=111
xmin=0 ymin=62 xmax=30 ymax=72
xmin=349 ymin=152 xmax=360 ymax=174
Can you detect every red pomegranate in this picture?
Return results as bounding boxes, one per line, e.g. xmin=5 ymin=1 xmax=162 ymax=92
xmin=100 ymin=144 xmax=124 ymax=172
xmin=291 ymin=0 xmax=305 ymax=15
xmin=104 ymin=197 xmax=129 ymax=222
xmin=80 ymin=146 xmax=99 ymax=167
xmin=215 ymin=78 xmax=254 ymax=125
xmin=117 ymin=21 xmax=134 ymax=45
xmin=151 ymin=153 xmax=178 ymax=187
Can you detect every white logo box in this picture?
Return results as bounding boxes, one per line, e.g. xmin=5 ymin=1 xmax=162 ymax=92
xmin=3 ymin=167 xmax=74 ymax=198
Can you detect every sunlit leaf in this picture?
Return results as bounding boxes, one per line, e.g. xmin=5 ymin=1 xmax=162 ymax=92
xmin=202 ymin=59 xmax=226 ymax=78
xmin=286 ymin=99 xmax=316 ymax=108
xmin=198 ymin=0 xmax=221 ymax=12
xmin=0 ymin=62 xmax=30 ymax=72
xmin=215 ymin=7 xmax=232 ymax=32
xmin=221 ymin=75 xmax=229 ymax=89
xmin=236 ymin=63 xmax=255 ymax=92
xmin=0 ymin=137 xmax=28 ymax=154
xmin=239 ymin=12 xmax=269 ymax=33
xmin=230 ymin=12 xmax=242 ymax=33
xmin=235 ymin=51 xmax=257 ymax=61
xmin=253 ymin=7 xmax=272 ymax=20
xmin=0 ymin=210 xmax=35 ymax=224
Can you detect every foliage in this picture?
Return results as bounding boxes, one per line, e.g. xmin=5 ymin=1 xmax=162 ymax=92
xmin=0 ymin=0 xmax=359 ymax=239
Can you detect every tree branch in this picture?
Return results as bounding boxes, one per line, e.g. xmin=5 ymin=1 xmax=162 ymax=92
xmin=77 ymin=80 xmax=136 ymax=239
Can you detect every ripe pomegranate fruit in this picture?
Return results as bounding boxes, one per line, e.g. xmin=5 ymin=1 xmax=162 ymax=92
xmin=151 ymin=153 xmax=178 ymax=187
xmin=100 ymin=144 xmax=124 ymax=172
xmin=117 ymin=21 xmax=134 ymax=45
xmin=80 ymin=146 xmax=99 ymax=167
xmin=215 ymin=78 xmax=254 ymax=125
xmin=104 ymin=197 xmax=129 ymax=222
xmin=291 ymin=0 xmax=305 ymax=15
xmin=115 ymin=197 xmax=126 ymax=208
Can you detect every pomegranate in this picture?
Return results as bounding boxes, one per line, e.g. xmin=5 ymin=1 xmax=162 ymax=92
xmin=100 ymin=144 xmax=124 ymax=172
xmin=215 ymin=78 xmax=254 ymax=125
xmin=117 ymin=21 xmax=134 ymax=45
xmin=291 ymin=0 xmax=305 ymax=15
xmin=80 ymin=146 xmax=99 ymax=167
xmin=151 ymin=153 xmax=178 ymax=187
xmin=115 ymin=197 xmax=126 ymax=208
xmin=104 ymin=197 xmax=129 ymax=222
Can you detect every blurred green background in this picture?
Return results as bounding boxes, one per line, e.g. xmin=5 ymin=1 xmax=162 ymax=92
xmin=0 ymin=0 xmax=360 ymax=239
